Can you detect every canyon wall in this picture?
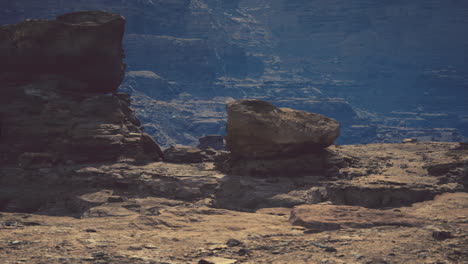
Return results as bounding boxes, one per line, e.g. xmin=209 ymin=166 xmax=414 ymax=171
xmin=1 ymin=0 xmax=466 ymax=146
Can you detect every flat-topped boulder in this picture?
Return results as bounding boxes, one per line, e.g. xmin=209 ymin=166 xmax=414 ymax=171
xmin=0 ymin=11 xmax=125 ymax=94
xmin=225 ymin=99 xmax=340 ymax=159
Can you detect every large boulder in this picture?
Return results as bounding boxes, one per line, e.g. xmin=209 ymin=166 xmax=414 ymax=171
xmin=225 ymin=99 xmax=340 ymax=159
xmin=0 ymin=11 xmax=162 ymax=165
xmin=0 ymin=11 xmax=125 ymax=94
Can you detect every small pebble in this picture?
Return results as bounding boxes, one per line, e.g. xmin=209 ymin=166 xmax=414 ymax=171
xmin=226 ymin=238 xmax=243 ymax=247
xmin=432 ymin=231 xmax=453 ymax=240
xmin=238 ymin=248 xmax=251 ymax=256
xmin=325 ymin=247 xmax=337 ymax=253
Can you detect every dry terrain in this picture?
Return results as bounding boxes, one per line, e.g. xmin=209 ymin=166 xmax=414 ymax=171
xmin=1 ymin=142 xmax=467 ymax=264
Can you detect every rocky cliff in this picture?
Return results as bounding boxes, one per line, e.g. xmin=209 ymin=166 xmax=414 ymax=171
xmin=0 ymin=11 xmax=162 ymax=165
xmin=1 ymin=9 xmax=467 ymax=264
xmin=1 ymin=0 xmax=466 ymax=147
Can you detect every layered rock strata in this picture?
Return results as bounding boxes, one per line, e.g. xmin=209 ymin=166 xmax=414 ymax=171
xmin=0 ymin=11 xmax=162 ymax=165
xmin=290 ymin=205 xmax=422 ymax=231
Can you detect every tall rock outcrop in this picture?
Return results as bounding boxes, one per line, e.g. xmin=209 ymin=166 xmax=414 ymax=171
xmin=0 ymin=11 xmax=125 ymax=94
xmin=0 ymin=11 xmax=162 ymax=166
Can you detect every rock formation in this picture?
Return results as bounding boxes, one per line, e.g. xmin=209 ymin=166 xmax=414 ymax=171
xmin=1 ymin=1 xmax=466 ymax=147
xmin=226 ymin=99 xmax=340 ymax=159
xmin=221 ymin=99 xmax=340 ymax=176
xmin=0 ymin=7 xmax=467 ymax=264
xmin=0 ymin=11 xmax=125 ymax=94
xmin=163 ymin=146 xmax=210 ymax=164
xmin=0 ymin=11 xmax=162 ymax=165
xmin=198 ymin=135 xmax=225 ymax=151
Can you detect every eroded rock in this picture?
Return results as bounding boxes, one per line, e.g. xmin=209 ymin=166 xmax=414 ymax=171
xmin=163 ymin=146 xmax=207 ymax=163
xmin=225 ymin=99 xmax=340 ymax=159
xmin=0 ymin=11 xmax=125 ymax=94
xmin=198 ymin=135 xmax=225 ymax=151
xmin=220 ymin=99 xmax=341 ymax=176
xmin=0 ymin=11 xmax=162 ymax=165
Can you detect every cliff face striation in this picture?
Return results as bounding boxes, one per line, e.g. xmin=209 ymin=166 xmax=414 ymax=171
xmin=0 ymin=11 xmax=162 ymax=166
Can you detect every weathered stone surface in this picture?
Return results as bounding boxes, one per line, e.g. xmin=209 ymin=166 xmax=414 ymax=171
xmin=224 ymin=151 xmax=329 ymax=176
xmin=163 ymin=146 xmax=207 ymax=164
xmin=214 ymin=142 xmax=467 ymax=210
xmin=141 ymin=133 xmax=164 ymax=161
xmin=290 ymin=205 xmax=422 ymax=231
xmin=198 ymin=135 xmax=225 ymax=151
xmin=0 ymin=11 xmax=125 ymax=94
xmin=0 ymin=11 xmax=162 ymax=165
xmin=326 ymin=142 xmax=467 ymax=208
xmin=0 ymin=190 xmax=466 ymax=263
xmin=225 ymin=99 xmax=340 ymax=159
xmin=198 ymin=257 xmax=238 ymax=264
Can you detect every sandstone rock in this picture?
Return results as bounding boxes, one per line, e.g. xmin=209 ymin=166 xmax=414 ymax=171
xmin=266 ymin=194 xmax=306 ymax=208
xmin=0 ymin=11 xmax=163 ymax=164
xmin=1 ymin=1 xmax=466 ymax=148
xmin=198 ymin=135 xmax=225 ymax=151
xmin=225 ymin=151 xmax=330 ymax=176
xmin=290 ymin=205 xmax=422 ymax=232
xmin=163 ymin=146 xmax=206 ymax=163
xmin=226 ymin=239 xmax=243 ymax=247
xmin=225 ymin=99 xmax=340 ymax=159
xmin=432 ymin=230 xmax=453 ymax=241
xmin=0 ymin=11 xmax=125 ymax=94
xmin=141 ymin=133 xmax=164 ymax=161
xmin=198 ymin=257 xmax=237 ymax=264
xmin=426 ymin=161 xmax=468 ymax=176
xmin=402 ymin=138 xmax=418 ymax=143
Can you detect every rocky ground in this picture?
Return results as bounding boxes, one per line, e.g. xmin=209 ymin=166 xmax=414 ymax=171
xmin=1 ymin=142 xmax=467 ymax=264
xmin=1 ymin=8 xmax=466 ymax=264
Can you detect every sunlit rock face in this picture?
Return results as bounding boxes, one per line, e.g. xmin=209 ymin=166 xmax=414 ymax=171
xmin=0 ymin=11 xmax=163 ymax=165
